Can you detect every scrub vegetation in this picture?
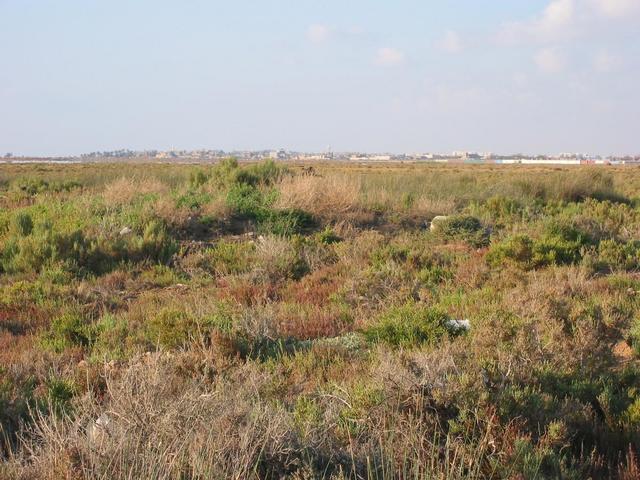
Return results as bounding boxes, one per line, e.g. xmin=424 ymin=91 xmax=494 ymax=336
xmin=1 ymin=161 xmax=640 ymax=479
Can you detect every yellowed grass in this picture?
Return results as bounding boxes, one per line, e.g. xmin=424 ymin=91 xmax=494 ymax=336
xmin=412 ymin=196 xmax=456 ymax=217
xmin=103 ymin=177 xmax=169 ymax=207
xmin=275 ymin=174 xmax=362 ymax=218
xmin=152 ymin=196 xmax=192 ymax=228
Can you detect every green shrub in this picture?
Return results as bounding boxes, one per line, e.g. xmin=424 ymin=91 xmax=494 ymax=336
xmin=226 ymin=184 xmax=313 ymax=236
xmin=315 ymin=227 xmax=342 ymax=245
xmin=139 ymin=264 xmax=183 ymax=287
xmin=42 ymin=312 xmax=95 ymax=352
xmin=201 ymin=303 xmax=237 ymax=334
xmin=486 ymin=234 xmax=535 ymax=269
xmin=209 ymin=157 xmax=240 ymax=187
xmin=417 ymin=264 xmax=453 ymax=287
xmin=370 ymin=244 xmax=411 ymax=270
xmin=200 ymin=240 xmax=255 ymax=276
xmin=45 ymin=377 xmax=76 ymax=414
xmin=189 ymin=170 xmax=209 ymax=188
xmin=293 ymin=396 xmax=322 ymax=437
xmin=226 ymin=184 xmax=270 ymax=218
xmin=145 ymin=308 xmax=195 ymax=349
xmin=363 ymin=302 xmax=453 ymax=348
xmin=543 ymin=218 xmax=590 ymax=245
xmin=91 ymin=314 xmax=131 ymax=360
xmin=210 ymin=158 xmax=287 ymax=188
xmin=336 ymin=381 xmax=386 ymax=437
xmin=237 ymin=160 xmax=288 ymax=186
xmin=258 ymin=209 xmax=314 ymax=236
xmin=2 ymin=228 xmax=58 ymax=273
xmin=433 ymin=215 xmax=488 ymax=247
xmin=484 ymin=195 xmax=522 ymax=220
xmin=1 ymin=216 xmax=177 ymax=275
xmin=487 ymin=229 xmax=586 ymax=270
xmin=13 ymin=178 xmax=81 ymax=196
xmin=624 ymin=397 xmax=640 ymax=426
xmin=142 ymin=221 xmax=176 ymax=258
xmin=2 ymin=224 xmax=105 ymax=275
xmin=176 ymin=190 xmax=212 ymax=210
xmin=597 ymin=239 xmax=640 ymax=271
xmin=12 ymin=212 xmax=34 ymax=237
xmin=533 ymin=235 xmax=584 ymax=266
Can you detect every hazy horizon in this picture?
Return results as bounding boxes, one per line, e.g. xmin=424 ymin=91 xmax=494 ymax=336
xmin=1 ymin=0 xmax=639 ymax=157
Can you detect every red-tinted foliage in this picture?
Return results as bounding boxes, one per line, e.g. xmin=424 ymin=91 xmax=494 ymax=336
xmin=215 ymin=277 xmax=281 ymax=307
xmin=274 ymin=303 xmax=350 ymax=340
xmin=281 ymin=264 xmax=344 ymax=306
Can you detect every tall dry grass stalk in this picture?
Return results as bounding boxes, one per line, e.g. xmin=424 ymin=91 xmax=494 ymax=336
xmin=411 ymin=196 xmax=456 ymax=217
xmin=5 ymin=352 xmax=492 ymax=480
xmin=102 ymin=177 xmax=169 ymax=207
xmin=275 ymin=175 xmax=362 ymax=218
xmin=8 ymin=355 xmax=299 ymax=480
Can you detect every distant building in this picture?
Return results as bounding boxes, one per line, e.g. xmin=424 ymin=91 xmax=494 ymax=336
xmin=452 ymin=151 xmax=481 ymax=160
xmin=270 ymin=149 xmax=288 ymax=160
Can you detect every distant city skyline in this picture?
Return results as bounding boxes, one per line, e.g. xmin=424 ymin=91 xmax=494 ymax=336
xmin=6 ymin=147 xmax=636 ymax=161
xmin=1 ymin=0 xmax=638 ymax=156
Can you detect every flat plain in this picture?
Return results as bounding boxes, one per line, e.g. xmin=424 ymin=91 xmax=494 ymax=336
xmin=1 ymin=160 xmax=640 ymax=479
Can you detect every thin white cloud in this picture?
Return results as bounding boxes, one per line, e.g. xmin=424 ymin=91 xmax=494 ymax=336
xmin=307 ymin=24 xmax=331 ymax=44
xmin=495 ymin=0 xmax=638 ymax=79
xmin=540 ymin=0 xmax=575 ymax=32
xmin=499 ymin=0 xmax=640 ymax=45
xmin=534 ymin=47 xmax=565 ymax=73
xmin=498 ymin=0 xmax=576 ymax=43
xmin=438 ymin=30 xmax=463 ymax=53
xmin=592 ymin=0 xmax=640 ymax=17
xmin=374 ymin=47 xmax=405 ymax=67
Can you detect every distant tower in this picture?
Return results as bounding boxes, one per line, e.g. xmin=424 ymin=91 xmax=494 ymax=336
xmin=326 ymin=145 xmax=333 ymax=160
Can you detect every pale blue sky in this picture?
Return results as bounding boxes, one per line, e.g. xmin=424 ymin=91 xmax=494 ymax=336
xmin=1 ymin=0 xmax=638 ymax=156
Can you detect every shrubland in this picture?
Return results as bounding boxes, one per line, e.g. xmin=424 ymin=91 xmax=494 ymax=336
xmin=0 ymin=161 xmax=640 ymax=479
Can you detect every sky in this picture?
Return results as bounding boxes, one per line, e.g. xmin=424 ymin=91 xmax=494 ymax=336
xmin=0 ymin=0 xmax=639 ymax=156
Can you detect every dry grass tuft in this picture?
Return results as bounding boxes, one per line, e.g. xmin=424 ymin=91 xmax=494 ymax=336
xmin=8 ymin=355 xmax=299 ymax=480
xmin=412 ymin=196 xmax=456 ymax=217
xmin=254 ymin=235 xmax=302 ymax=281
xmin=274 ymin=302 xmax=350 ymax=340
xmin=102 ymin=177 xmax=169 ymax=207
xmin=152 ymin=196 xmax=192 ymax=227
xmin=275 ymin=174 xmax=362 ymax=219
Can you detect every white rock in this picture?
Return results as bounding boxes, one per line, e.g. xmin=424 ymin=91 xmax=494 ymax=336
xmin=446 ymin=319 xmax=471 ymax=331
xmin=119 ymin=226 xmax=133 ymax=236
xmin=87 ymin=413 xmax=113 ymax=445
xmin=429 ymin=216 xmax=449 ymax=232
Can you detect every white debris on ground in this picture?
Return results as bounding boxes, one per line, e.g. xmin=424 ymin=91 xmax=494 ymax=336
xmin=446 ymin=319 xmax=471 ymax=332
xmin=119 ymin=226 xmax=133 ymax=236
xmin=429 ymin=215 xmax=449 ymax=232
xmin=87 ymin=413 xmax=113 ymax=445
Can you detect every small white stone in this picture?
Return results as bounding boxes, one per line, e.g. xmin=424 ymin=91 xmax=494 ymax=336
xmin=87 ymin=413 xmax=112 ymax=445
xmin=429 ymin=216 xmax=449 ymax=232
xmin=446 ymin=319 xmax=471 ymax=331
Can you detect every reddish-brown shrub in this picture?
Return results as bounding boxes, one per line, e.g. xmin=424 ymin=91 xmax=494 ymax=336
xmin=273 ymin=303 xmax=351 ymax=340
